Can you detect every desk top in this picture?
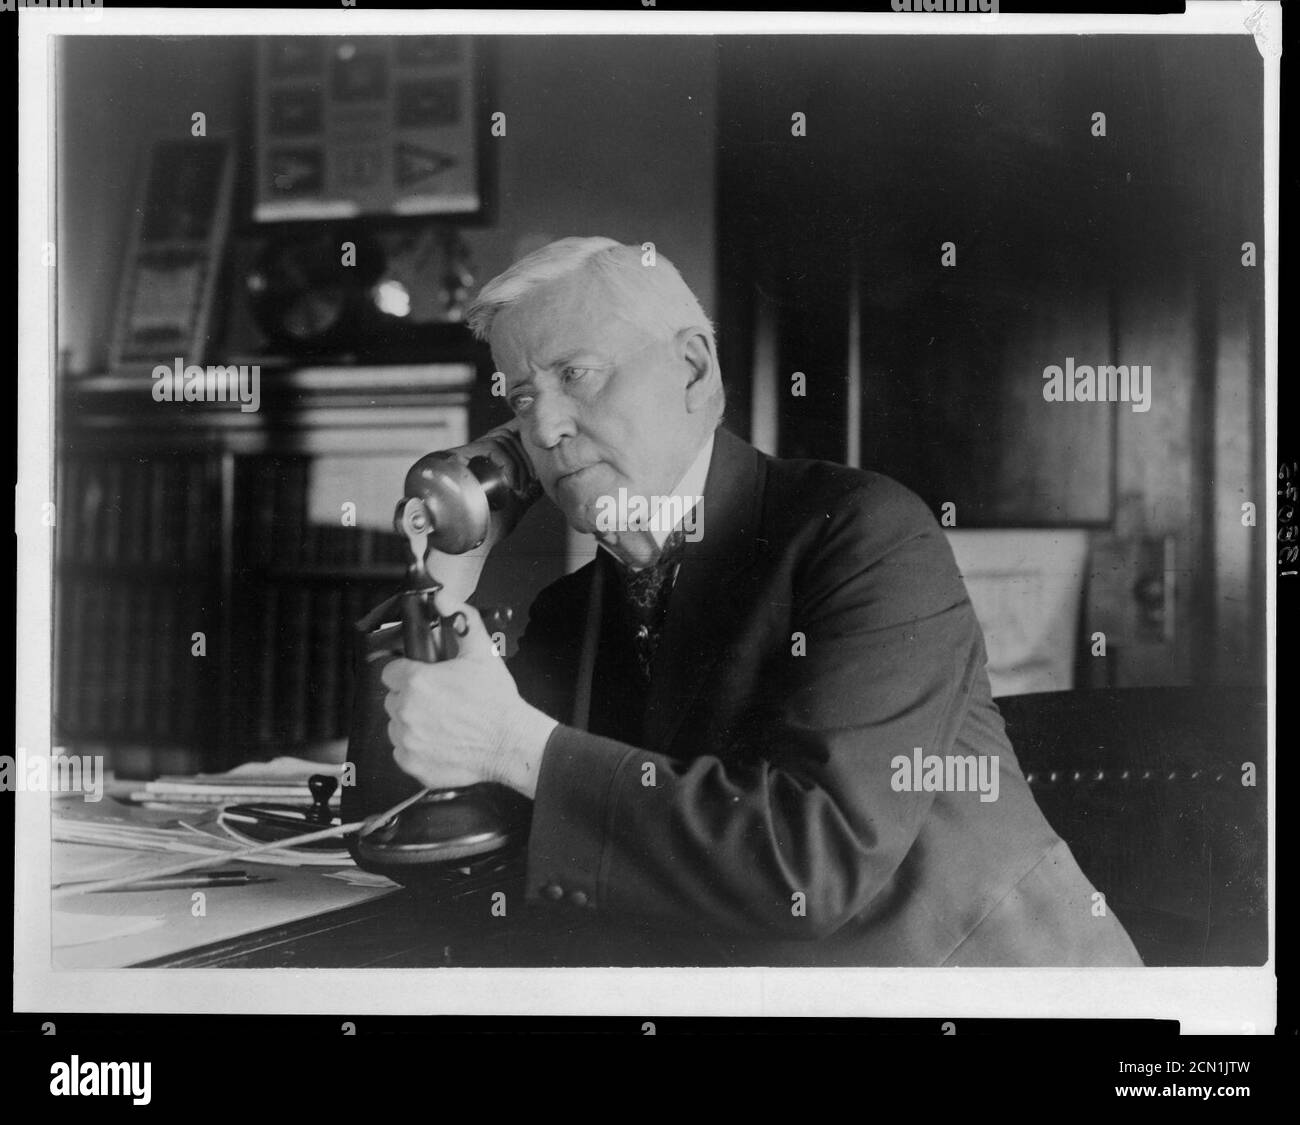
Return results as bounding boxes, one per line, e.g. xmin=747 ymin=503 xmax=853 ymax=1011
xmin=51 ymin=791 xmax=399 ymax=970
xmin=49 ymin=788 xmax=734 ymax=970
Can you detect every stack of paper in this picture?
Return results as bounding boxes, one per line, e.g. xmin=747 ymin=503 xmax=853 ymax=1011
xmin=54 ymin=811 xmax=350 ymax=867
xmin=127 ymin=756 xmax=346 ymax=808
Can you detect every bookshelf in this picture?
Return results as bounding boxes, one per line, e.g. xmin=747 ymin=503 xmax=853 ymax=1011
xmin=55 ymin=362 xmax=479 ymax=775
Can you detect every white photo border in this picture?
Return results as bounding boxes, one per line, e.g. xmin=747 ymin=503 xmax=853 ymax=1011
xmin=15 ymin=2 xmax=1279 ymax=1034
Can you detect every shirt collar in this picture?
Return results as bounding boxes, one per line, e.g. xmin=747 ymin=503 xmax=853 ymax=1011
xmin=596 ymin=431 xmax=715 ymax=570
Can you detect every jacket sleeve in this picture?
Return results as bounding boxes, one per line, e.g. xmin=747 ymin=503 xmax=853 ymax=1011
xmin=515 ymin=480 xmax=992 ymax=941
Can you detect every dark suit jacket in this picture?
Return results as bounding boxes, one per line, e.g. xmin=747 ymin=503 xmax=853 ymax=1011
xmin=508 ymin=426 xmax=1143 ymax=967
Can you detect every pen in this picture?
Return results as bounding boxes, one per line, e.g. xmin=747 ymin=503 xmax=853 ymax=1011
xmin=62 ymin=870 xmax=274 ymax=893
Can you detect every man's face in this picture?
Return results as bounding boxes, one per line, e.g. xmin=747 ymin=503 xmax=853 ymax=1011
xmin=489 ymin=270 xmax=700 ymax=534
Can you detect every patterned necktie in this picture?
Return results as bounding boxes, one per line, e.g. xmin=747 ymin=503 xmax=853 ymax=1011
xmin=614 ymin=526 xmax=687 ymax=681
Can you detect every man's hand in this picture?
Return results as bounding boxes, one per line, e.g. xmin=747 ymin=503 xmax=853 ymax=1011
xmin=380 ymin=601 xmax=558 ymax=799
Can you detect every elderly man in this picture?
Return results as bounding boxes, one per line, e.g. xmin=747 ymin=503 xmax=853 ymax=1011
xmin=380 ymin=236 xmax=1143 ymax=967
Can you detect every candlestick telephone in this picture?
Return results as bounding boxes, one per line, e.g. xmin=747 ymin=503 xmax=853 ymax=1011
xmin=341 ymin=421 xmax=546 ymax=883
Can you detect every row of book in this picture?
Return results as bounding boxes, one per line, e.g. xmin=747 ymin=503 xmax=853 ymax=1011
xmin=55 ymin=571 xmax=400 ymax=754
xmin=234 ymin=456 xmax=410 ymax=573
xmin=54 ymin=450 xmax=416 ymax=758
xmin=57 ymin=454 xmax=216 ymax=569
xmin=55 ymin=575 xmax=211 ymax=744
xmin=55 ymin=452 xmax=415 ymax=574
xmin=229 ymin=576 xmax=398 ymax=752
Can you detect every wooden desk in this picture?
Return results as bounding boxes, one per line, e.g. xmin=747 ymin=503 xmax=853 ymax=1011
xmin=51 ymin=793 xmax=399 ymax=970
xmin=60 ymin=684 xmax=1267 ymax=968
xmin=133 ymin=860 xmax=716 ymax=968
xmin=53 ymin=792 xmax=694 ymax=969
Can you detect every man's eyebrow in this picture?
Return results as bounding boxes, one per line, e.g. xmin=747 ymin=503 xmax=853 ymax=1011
xmin=538 ymin=348 xmax=611 ymax=370
xmin=503 ymin=349 xmax=614 ymax=388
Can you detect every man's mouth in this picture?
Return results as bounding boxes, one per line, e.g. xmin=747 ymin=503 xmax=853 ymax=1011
xmin=557 ymin=464 xmax=599 ymax=486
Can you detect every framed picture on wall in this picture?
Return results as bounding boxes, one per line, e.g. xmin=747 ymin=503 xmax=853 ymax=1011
xmin=254 ymin=35 xmax=488 ymax=222
xmin=107 ymin=137 xmax=237 ymax=372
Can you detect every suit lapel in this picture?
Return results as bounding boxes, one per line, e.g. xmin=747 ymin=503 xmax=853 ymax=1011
xmin=642 ymin=427 xmax=768 ymax=752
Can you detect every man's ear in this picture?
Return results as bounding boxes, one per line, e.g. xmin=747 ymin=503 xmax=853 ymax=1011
xmin=676 ymin=327 xmax=719 ymax=414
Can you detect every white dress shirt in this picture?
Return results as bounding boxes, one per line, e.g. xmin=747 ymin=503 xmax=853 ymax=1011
xmin=596 ymin=431 xmax=715 ymax=571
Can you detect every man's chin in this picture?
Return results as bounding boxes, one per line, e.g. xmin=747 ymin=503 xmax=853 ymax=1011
xmin=538 ymin=484 xmax=595 ymax=534
xmin=549 ymin=470 xmax=614 ymax=534
xmin=557 ymin=501 xmax=600 ymax=536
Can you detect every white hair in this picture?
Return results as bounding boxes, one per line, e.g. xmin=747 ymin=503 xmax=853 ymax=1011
xmin=466 ymin=236 xmax=725 ymax=425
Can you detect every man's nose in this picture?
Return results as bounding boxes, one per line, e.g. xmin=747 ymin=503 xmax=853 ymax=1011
xmin=522 ymin=388 xmax=576 ymax=451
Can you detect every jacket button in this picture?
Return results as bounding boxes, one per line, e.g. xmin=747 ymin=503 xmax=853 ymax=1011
xmin=569 ymin=891 xmax=589 ymax=908
xmin=543 ymin=884 xmax=564 ymax=901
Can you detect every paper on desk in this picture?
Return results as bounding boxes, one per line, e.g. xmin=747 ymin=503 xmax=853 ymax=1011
xmin=322 ymin=869 xmax=399 ymax=889
xmin=53 ymin=910 xmax=166 ymax=948
xmin=55 ymin=844 xmax=165 ymax=886
xmin=53 ymin=809 xmax=353 ymax=873
xmin=130 ymin=755 xmax=348 ymax=806
xmin=211 ymin=755 xmax=347 ymax=780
